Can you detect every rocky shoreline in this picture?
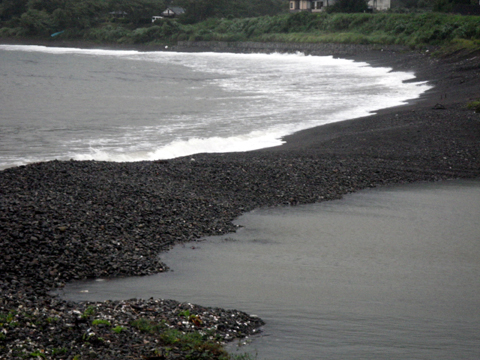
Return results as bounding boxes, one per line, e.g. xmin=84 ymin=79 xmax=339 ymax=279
xmin=1 ymin=40 xmax=480 ymax=359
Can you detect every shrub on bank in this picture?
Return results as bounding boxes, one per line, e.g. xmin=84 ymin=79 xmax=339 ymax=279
xmin=1 ymin=12 xmax=479 ymax=52
xmin=87 ymin=25 xmax=131 ymax=43
xmin=467 ymin=99 xmax=480 ymax=113
xmin=173 ymin=12 xmax=480 ymax=48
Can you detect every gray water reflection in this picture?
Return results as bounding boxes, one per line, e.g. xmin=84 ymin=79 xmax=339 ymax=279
xmin=58 ymin=180 xmax=480 ymax=360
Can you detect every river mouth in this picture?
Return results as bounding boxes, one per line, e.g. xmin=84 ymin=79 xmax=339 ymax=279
xmin=56 ymin=179 xmax=480 ymax=360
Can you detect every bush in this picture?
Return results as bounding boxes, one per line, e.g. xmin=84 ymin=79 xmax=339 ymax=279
xmin=467 ymin=99 xmax=480 ymax=113
xmin=327 ymin=0 xmax=369 ymax=13
xmin=85 ymin=25 xmax=130 ymax=42
xmin=0 ymin=26 xmax=27 ymax=37
xmin=20 ymin=9 xmax=55 ymax=35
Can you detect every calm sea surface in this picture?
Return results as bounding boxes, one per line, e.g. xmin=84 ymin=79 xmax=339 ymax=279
xmin=57 ymin=180 xmax=480 ymax=360
xmin=0 ymin=45 xmax=430 ymax=169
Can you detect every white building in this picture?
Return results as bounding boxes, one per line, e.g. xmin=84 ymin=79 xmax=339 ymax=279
xmin=289 ymin=0 xmax=390 ymax=12
xmin=368 ymin=0 xmax=391 ymax=11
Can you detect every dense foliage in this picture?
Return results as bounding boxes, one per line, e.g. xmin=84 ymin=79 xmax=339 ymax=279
xmin=327 ymin=0 xmax=369 ymax=13
xmin=174 ymin=0 xmax=287 ymax=23
xmin=0 ymin=0 xmax=168 ymax=35
xmin=0 ymin=0 xmax=286 ymax=35
xmin=0 ymin=0 xmax=479 ymax=53
xmin=390 ymin=0 xmax=478 ymax=10
xmin=250 ymin=11 xmax=480 ymax=48
xmin=189 ymin=12 xmax=479 ymax=51
xmin=433 ymin=0 xmax=479 ymax=12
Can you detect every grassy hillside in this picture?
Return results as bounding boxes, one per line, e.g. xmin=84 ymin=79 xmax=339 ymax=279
xmin=2 ymin=12 xmax=480 ymax=54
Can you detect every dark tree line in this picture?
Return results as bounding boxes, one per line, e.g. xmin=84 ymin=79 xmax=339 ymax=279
xmin=0 ymin=0 xmax=286 ymax=36
xmin=2 ymin=0 xmax=475 ymax=39
xmin=0 ymin=0 xmax=172 ymax=34
xmin=433 ymin=0 xmax=479 ymax=12
xmin=326 ymin=0 xmax=369 ymax=13
xmin=326 ymin=0 xmax=479 ymax=12
xmin=174 ymin=0 xmax=286 ymax=23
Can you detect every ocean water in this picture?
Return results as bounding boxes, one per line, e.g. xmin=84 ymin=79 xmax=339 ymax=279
xmin=5 ymin=45 xmax=478 ymax=359
xmin=0 ymin=45 xmax=430 ymax=169
xmin=57 ymin=180 xmax=480 ymax=360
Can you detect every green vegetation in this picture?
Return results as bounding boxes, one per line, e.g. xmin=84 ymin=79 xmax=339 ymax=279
xmin=176 ymin=0 xmax=286 ymax=23
xmin=46 ymin=316 xmax=60 ymax=323
xmin=131 ymin=317 xmax=168 ymax=333
xmin=2 ymin=3 xmax=479 ymax=53
xmin=467 ymin=99 xmax=480 ymax=112
xmin=433 ymin=0 xmax=479 ymax=12
xmin=81 ymin=305 xmax=96 ymax=319
xmin=91 ymin=319 xmax=111 ymax=326
xmin=327 ymin=0 xmax=369 ymax=13
xmin=130 ymin=317 xmax=253 ymax=360
xmin=0 ymin=0 xmax=285 ymax=38
xmin=51 ymin=348 xmax=68 ymax=356
xmin=246 ymin=12 xmax=480 ymax=48
xmin=159 ymin=328 xmax=228 ymax=358
xmin=178 ymin=309 xmax=192 ymax=318
xmin=112 ymin=325 xmax=126 ymax=333
xmin=226 ymin=11 xmax=479 ymax=50
xmin=0 ymin=310 xmax=17 ymax=324
xmin=0 ymin=310 xmax=19 ymax=329
xmin=28 ymin=350 xmax=46 ymax=359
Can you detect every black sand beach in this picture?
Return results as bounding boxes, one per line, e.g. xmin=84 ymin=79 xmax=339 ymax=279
xmin=1 ymin=41 xmax=479 ymax=359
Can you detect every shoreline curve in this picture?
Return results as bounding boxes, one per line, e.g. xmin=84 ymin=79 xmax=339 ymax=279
xmin=1 ymin=39 xmax=479 ymax=360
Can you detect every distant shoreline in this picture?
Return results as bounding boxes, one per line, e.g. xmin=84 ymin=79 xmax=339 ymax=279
xmin=3 ymin=38 xmax=478 ymax=151
xmin=1 ymin=40 xmax=479 ymax=359
xmin=0 ymin=40 xmax=431 ymax=171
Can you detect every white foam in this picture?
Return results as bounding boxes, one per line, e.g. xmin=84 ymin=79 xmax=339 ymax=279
xmin=0 ymin=46 xmax=432 ymax=168
xmin=65 ymin=99 xmax=398 ymax=164
xmin=70 ymin=129 xmax=285 ymax=162
xmin=0 ymin=44 xmax=140 ymax=57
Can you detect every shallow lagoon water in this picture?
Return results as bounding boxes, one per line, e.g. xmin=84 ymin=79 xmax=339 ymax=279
xmin=58 ymin=180 xmax=480 ymax=360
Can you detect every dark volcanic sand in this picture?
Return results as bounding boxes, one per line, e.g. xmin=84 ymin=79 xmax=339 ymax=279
xmin=1 ymin=41 xmax=479 ymax=359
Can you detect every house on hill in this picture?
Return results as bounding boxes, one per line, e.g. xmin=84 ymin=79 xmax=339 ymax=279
xmin=289 ymin=0 xmax=390 ymax=12
xmin=369 ymin=0 xmax=390 ymax=11
xmin=109 ymin=11 xmax=128 ymax=18
xmin=289 ymin=0 xmax=331 ymax=12
xmin=161 ymin=7 xmax=186 ymax=18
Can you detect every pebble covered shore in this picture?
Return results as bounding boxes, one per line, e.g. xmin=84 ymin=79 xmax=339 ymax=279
xmin=1 ymin=42 xmax=480 ymax=359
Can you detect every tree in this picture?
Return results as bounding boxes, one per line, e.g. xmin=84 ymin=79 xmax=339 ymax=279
xmin=327 ymin=0 xmax=369 ymax=12
xmin=20 ymin=8 xmax=54 ymax=35
xmin=433 ymin=0 xmax=478 ymax=11
xmin=0 ymin=0 xmax=29 ymax=21
xmin=65 ymin=0 xmax=108 ymax=29
xmin=176 ymin=0 xmax=285 ymax=23
xmin=107 ymin=0 xmax=166 ymax=25
xmin=26 ymin=0 xmax=74 ymax=14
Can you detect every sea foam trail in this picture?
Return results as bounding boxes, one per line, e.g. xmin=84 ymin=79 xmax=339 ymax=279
xmin=0 ymin=45 xmax=431 ymax=168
